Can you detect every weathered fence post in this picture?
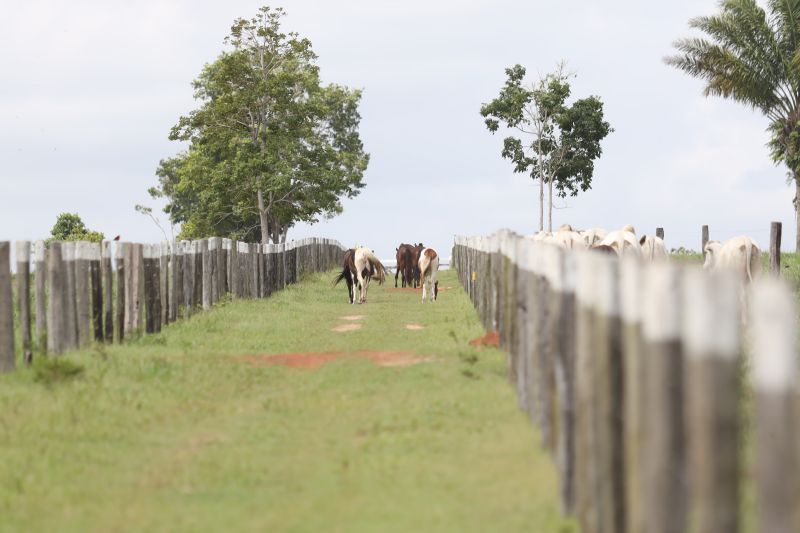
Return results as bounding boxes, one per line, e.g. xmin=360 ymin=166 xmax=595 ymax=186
xmin=182 ymin=240 xmax=194 ymax=313
xmin=193 ymin=240 xmax=202 ymax=308
xmin=751 ymin=279 xmax=800 ymax=533
xmin=88 ymin=242 xmax=103 ymax=342
xmin=682 ymin=268 xmax=741 ymax=533
xmin=770 ymin=221 xmax=782 ymax=277
xmin=159 ymin=242 xmax=169 ymax=324
xmin=593 ymin=253 xmax=625 ymax=533
xmin=170 ymin=239 xmax=180 ymax=321
xmin=201 ymin=238 xmax=211 ymax=310
xmin=115 ymin=242 xmax=125 ymax=342
xmin=0 ymin=242 xmax=14 ymax=372
xmin=47 ymin=242 xmax=67 ymax=354
xmin=656 ymin=227 xmax=664 ymax=240
xmin=620 ymin=256 xmax=644 ymax=533
xmin=102 ymin=242 xmax=113 ymax=342
xmin=133 ymin=243 xmax=145 ymax=333
xmin=642 ymin=263 xmax=686 ymax=533
xmin=143 ymin=244 xmax=155 ymax=334
xmin=574 ymin=250 xmax=598 ymax=531
xmin=209 ymin=237 xmax=220 ymax=304
xmin=16 ymin=241 xmax=32 ymax=365
xmin=702 ymin=225 xmax=709 ymax=257
xmin=74 ymin=242 xmax=93 ymax=347
xmin=34 ymin=240 xmax=47 ymax=354
xmin=229 ymin=241 xmax=239 ymax=298
xmin=63 ymin=241 xmax=78 ymax=350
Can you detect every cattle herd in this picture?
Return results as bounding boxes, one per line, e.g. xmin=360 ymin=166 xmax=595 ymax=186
xmin=532 ymin=224 xmax=761 ymax=283
xmin=333 ymin=243 xmax=441 ymax=305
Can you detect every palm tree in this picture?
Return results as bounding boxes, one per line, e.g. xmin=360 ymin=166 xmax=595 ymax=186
xmin=666 ymin=0 xmax=800 ymax=251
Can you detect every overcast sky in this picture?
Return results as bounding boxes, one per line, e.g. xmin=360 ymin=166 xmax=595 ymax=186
xmin=1 ymin=0 xmax=794 ymax=260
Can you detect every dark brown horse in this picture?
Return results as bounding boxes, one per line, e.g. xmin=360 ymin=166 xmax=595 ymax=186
xmin=408 ymin=243 xmax=424 ymax=287
xmin=395 ymin=244 xmax=413 ymax=288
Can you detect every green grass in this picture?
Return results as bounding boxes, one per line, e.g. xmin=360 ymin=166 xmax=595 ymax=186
xmin=0 ymin=270 xmax=575 ymax=533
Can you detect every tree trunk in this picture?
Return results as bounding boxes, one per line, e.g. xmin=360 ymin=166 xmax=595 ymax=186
xmin=548 ymin=176 xmax=553 ymax=232
xmin=795 ymin=177 xmax=800 ymax=253
xmin=280 ymin=226 xmax=289 ymax=244
xmin=257 ymin=189 xmax=269 ymax=245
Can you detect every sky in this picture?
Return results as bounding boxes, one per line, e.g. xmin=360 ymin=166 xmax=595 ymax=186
xmin=1 ymin=0 xmax=795 ymax=261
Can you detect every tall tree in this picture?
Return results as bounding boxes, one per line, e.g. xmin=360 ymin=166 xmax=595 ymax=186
xmin=153 ymin=7 xmax=369 ymax=244
xmin=666 ymin=0 xmax=800 ymax=251
xmin=480 ymin=63 xmax=612 ymax=231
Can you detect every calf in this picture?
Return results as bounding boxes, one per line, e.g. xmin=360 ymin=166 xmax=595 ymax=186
xmin=418 ymin=247 xmax=440 ymax=303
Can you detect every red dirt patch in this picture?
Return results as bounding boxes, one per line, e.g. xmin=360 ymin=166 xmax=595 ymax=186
xmin=238 ymin=351 xmax=433 ymax=369
xmin=469 ymin=331 xmax=500 ymax=347
xmin=405 ymin=324 xmax=424 ymax=331
xmin=338 ymin=315 xmax=365 ymax=321
xmin=386 ymin=286 xmax=454 ymax=293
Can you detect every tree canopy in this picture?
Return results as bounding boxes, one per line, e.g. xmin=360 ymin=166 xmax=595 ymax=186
xmin=50 ymin=213 xmax=104 ymax=243
xmin=480 ymin=63 xmax=612 ymax=232
xmin=666 ymin=0 xmax=800 ymax=251
xmin=152 ymin=6 xmax=369 ymax=244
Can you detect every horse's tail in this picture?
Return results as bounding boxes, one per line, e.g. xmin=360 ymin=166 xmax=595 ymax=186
xmin=363 ymin=250 xmax=387 ymax=284
xmin=332 ymin=268 xmax=347 ymax=287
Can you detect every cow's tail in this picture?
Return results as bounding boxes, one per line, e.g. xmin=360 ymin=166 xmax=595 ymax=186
xmin=744 ymin=243 xmax=755 ymax=283
xmin=363 ymin=250 xmax=387 ymax=284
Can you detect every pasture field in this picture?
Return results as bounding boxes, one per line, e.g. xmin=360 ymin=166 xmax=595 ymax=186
xmin=0 ymin=269 xmax=575 ymax=533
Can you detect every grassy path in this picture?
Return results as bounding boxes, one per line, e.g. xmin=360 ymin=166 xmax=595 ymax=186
xmin=0 ymin=270 xmax=575 ymax=532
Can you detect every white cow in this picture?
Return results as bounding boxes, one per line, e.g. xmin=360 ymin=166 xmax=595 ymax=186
xmin=552 ymin=225 xmax=587 ymax=250
xmin=703 ymin=236 xmax=760 ymax=283
xmin=599 ymin=226 xmax=642 ymax=258
xmin=529 ymin=231 xmax=553 ymax=243
xmin=580 ymin=228 xmax=608 ymax=247
xmin=639 ymin=235 xmax=668 ymax=261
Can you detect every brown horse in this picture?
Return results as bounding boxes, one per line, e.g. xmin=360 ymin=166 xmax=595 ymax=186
xmin=408 ymin=243 xmax=424 ymax=287
xmin=395 ymin=244 xmax=413 ymax=288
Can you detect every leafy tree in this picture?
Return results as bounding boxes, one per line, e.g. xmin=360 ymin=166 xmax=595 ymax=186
xmin=153 ymin=6 xmax=369 ymax=244
xmin=50 ymin=213 xmax=104 ymax=243
xmin=480 ymin=63 xmax=612 ymax=231
xmin=666 ymin=0 xmax=800 ymax=251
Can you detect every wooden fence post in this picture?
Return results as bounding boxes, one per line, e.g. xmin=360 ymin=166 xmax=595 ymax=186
xmin=159 ymin=242 xmax=169 ymax=324
xmin=229 ymin=241 xmax=239 ymax=298
xmin=770 ymin=221 xmax=782 ymax=277
xmin=574 ymin=249 xmax=598 ymax=531
xmin=34 ymin=240 xmax=47 ymax=354
xmin=102 ymin=242 xmax=113 ymax=342
xmin=133 ymin=243 xmax=145 ymax=333
xmin=62 ymin=242 xmax=78 ymax=349
xmin=702 ymin=225 xmax=709 ymax=257
xmin=620 ymin=256 xmax=644 ymax=533
xmin=656 ymin=227 xmax=664 ymax=240
xmin=151 ymin=244 xmax=162 ymax=332
xmin=750 ymin=279 xmax=800 ymax=533
xmin=182 ymin=241 xmax=194 ymax=313
xmin=0 ymin=242 xmax=14 ymax=372
xmin=74 ymin=242 xmax=93 ymax=347
xmin=642 ymin=263 xmax=686 ymax=533
xmin=169 ymin=239 xmax=180 ymax=321
xmin=47 ymin=242 xmax=67 ymax=354
xmin=88 ymin=242 xmax=103 ymax=342
xmin=683 ymin=268 xmax=741 ymax=533
xmin=201 ymin=239 xmax=211 ymax=310
xmin=115 ymin=242 xmax=125 ymax=342
xmin=591 ymin=253 xmax=625 ymax=533
xmin=16 ymin=241 xmax=32 ymax=365
xmin=209 ymin=237 xmax=220 ymax=304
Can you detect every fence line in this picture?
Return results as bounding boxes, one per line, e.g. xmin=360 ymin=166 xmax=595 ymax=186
xmin=452 ymin=229 xmax=800 ymax=533
xmin=0 ymin=237 xmax=345 ymax=371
